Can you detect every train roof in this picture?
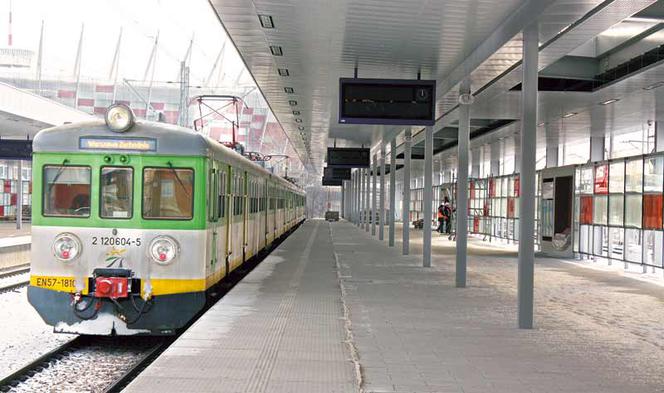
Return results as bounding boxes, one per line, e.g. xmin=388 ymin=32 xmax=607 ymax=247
xmin=33 ymin=119 xmax=303 ymax=194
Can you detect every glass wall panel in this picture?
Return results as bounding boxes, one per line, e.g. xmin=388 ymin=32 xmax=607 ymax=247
xmin=593 ymin=196 xmax=608 ymax=225
xmin=593 ymin=225 xmax=609 ymax=257
xmin=608 ymin=195 xmax=624 ymax=226
xmin=643 ymin=194 xmax=663 ymax=229
xmin=594 ymin=164 xmax=608 ymax=194
xmin=579 ymin=225 xmax=592 ymax=254
xmin=625 ymin=194 xmax=642 ymax=228
xmin=580 ymin=167 xmax=594 ymax=194
xmin=580 ymin=196 xmax=593 ymax=225
xmin=609 ymin=227 xmax=624 ymax=260
xmin=643 ymin=156 xmax=664 ymax=192
xmin=625 ymin=159 xmax=643 ymax=192
xmin=625 ymin=228 xmax=643 ymax=263
xmin=609 ymin=161 xmax=624 ymax=193
xmin=643 ymin=230 xmax=663 ymax=267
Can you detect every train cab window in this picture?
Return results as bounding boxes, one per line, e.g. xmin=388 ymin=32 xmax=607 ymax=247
xmin=100 ymin=167 xmax=133 ymax=219
xmin=43 ymin=165 xmax=91 ymax=217
xmin=143 ymin=167 xmax=194 ymax=220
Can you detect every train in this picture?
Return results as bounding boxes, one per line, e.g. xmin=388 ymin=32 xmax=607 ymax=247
xmin=27 ymin=104 xmax=306 ymax=335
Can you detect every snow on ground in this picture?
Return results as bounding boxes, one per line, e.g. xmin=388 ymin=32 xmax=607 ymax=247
xmin=0 ymin=288 xmax=75 ymax=379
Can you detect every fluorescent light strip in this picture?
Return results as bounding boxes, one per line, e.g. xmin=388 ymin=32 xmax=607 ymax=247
xmin=289 ymin=100 xmax=298 ymax=106
xmin=258 ymin=14 xmax=274 ymax=28
xmin=284 ymin=87 xmax=294 ymax=94
xmin=644 ymin=81 xmax=664 ymax=90
xmin=599 ymin=98 xmax=620 ymax=105
xmin=278 ymin=68 xmax=289 ymax=76
xmin=562 ymin=112 xmax=577 ymax=118
xmin=270 ymin=45 xmax=283 ymax=56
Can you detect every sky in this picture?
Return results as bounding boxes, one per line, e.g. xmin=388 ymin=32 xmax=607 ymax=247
xmin=1 ymin=0 xmax=248 ymax=85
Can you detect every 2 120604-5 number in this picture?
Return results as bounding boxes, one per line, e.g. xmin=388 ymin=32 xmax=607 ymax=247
xmin=91 ymin=237 xmax=141 ymax=247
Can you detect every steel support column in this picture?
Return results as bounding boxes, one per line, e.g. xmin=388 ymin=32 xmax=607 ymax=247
xmin=456 ymin=80 xmax=471 ymax=287
xmin=389 ymin=139 xmax=397 ymax=247
xmin=16 ymin=160 xmax=23 ymax=230
xmin=402 ymin=130 xmax=412 ymax=255
xmin=372 ymin=155 xmax=378 ymax=236
xmin=365 ymin=168 xmax=370 ymax=232
xmin=359 ymin=168 xmax=365 ymax=228
xmin=379 ymin=143 xmax=386 ymax=241
xmin=518 ymin=22 xmax=539 ymax=329
xmin=423 ymin=126 xmax=433 ymax=267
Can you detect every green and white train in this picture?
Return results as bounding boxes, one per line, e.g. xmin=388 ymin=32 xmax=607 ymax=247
xmin=28 ymin=104 xmax=306 ymax=335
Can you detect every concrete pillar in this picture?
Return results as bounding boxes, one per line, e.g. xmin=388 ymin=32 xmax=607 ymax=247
xmin=379 ymin=142 xmax=386 ymax=241
xmin=389 ymin=139 xmax=397 ymax=247
xmin=471 ymin=148 xmax=480 ymax=178
xmin=518 ymin=22 xmax=538 ymax=329
xmin=341 ymin=182 xmax=345 ymax=219
xmin=514 ymin=134 xmax=521 ymax=173
xmin=402 ymin=130 xmax=412 ymax=255
xmin=490 ymin=141 xmax=501 ymax=177
xmin=372 ymin=155 xmax=377 ymax=236
xmin=16 ymin=160 xmax=23 ymax=230
xmin=423 ymin=126 xmax=434 ymax=267
xmin=546 ymin=145 xmax=558 ymax=168
xmin=590 ymin=136 xmax=605 ymax=163
xmin=360 ymin=168 xmax=365 ymax=228
xmin=456 ymin=80 xmax=471 ymax=287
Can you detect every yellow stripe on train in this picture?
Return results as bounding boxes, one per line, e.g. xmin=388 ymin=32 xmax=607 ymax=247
xmin=30 ymin=275 xmax=90 ymax=294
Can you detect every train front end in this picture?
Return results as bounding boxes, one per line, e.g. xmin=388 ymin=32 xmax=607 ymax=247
xmin=28 ymin=105 xmax=209 ymax=335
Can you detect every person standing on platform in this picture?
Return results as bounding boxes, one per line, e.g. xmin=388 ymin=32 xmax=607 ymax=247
xmin=436 ymin=203 xmax=445 ymax=233
xmin=442 ymin=197 xmax=452 ymax=234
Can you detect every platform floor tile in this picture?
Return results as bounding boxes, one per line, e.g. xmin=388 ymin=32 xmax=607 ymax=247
xmin=124 ymin=221 xmax=356 ymax=393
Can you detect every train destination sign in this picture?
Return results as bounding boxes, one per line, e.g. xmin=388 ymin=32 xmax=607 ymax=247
xmin=339 ymin=78 xmax=436 ymax=125
xmin=79 ymin=137 xmax=157 ymax=152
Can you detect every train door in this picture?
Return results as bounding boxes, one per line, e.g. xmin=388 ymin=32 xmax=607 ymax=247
xmin=218 ymin=166 xmax=229 ymax=281
xmin=259 ymin=179 xmax=267 ymax=250
xmin=229 ymin=170 xmax=244 ymax=270
xmin=207 ymin=162 xmax=220 ymax=284
xmin=267 ymin=183 xmax=275 ymax=244
xmin=242 ymin=171 xmax=248 ymax=263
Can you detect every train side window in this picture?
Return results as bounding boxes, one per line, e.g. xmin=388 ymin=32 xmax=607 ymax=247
xmin=43 ymin=165 xmax=91 ymax=218
xmin=143 ymin=167 xmax=194 ymax=220
xmin=218 ymin=171 xmax=225 ymax=219
xmin=100 ymin=167 xmax=133 ymax=219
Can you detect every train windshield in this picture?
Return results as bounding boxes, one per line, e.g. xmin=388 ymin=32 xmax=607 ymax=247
xmin=100 ymin=167 xmax=133 ymax=219
xmin=43 ymin=165 xmax=91 ymax=217
xmin=142 ymin=167 xmax=194 ymax=220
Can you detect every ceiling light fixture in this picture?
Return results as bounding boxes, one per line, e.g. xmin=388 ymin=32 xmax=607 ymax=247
xmin=258 ymin=14 xmax=274 ymax=28
xmin=644 ymin=81 xmax=664 ymax=90
xmin=537 ymin=122 xmax=545 ymax=127
xmin=298 ymin=126 xmax=305 ymax=131
xmin=278 ymin=68 xmax=289 ymax=77
xmin=599 ymin=98 xmax=620 ymax=105
xmin=295 ymin=118 xmax=302 ymax=123
xmin=562 ymin=112 xmax=577 ymax=118
xmin=284 ymin=87 xmax=294 ymax=94
xmin=292 ymin=110 xmax=300 ymax=116
xmin=269 ymin=45 xmax=283 ymax=56
xmin=289 ymin=100 xmax=298 ymax=106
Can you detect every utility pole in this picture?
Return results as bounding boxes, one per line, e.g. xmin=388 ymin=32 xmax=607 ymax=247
xmin=109 ymin=28 xmax=123 ymax=103
xmin=73 ymin=24 xmax=84 ymax=109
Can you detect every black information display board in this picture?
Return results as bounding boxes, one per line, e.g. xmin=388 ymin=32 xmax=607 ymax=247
xmin=339 ymin=78 xmax=436 ymax=125
xmin=327 ymin=147 xmax=370 ymax=168
xmin=322 ymin=177 xmax=343 ymax=186
xmin=0 ymin=140 xmax=32 ymax=160
xmin=323 ymin=167 xmax=351 ymax=180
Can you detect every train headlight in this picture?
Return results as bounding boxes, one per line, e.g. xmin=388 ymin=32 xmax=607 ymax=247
xmin=105 ymin=104 xmax=135 ymax=133
xmin=149 ymin=236 xmax=179 ymax=265
xmin=52 ymin=233 xmax=82 ymax=262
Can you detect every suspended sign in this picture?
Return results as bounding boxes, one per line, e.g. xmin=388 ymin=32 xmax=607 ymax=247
xmin=339 ymin=78 xmax=436 ymax=125
xmin=327 ymin=147 xmax=370 ymax=168
xmin=0 ymin=140 xmax=32 ymax=160
xmin=323 ymin=167 xmax=351 ymax=180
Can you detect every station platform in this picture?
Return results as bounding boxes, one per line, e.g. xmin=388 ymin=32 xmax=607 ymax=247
xmin=125 ymin=220 xmax=664 ymax=393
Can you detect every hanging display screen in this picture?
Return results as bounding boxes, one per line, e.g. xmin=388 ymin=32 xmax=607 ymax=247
xmin=323 ymin=167 xmax=351 ymax=180
xmin=327 ymin=148 xmax=370 ymax=168
xmin=339 ymin=78 xmax=436 ymax=125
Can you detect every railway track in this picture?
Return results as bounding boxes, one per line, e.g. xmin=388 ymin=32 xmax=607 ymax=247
xmin=0 ymin=264 xmax=30 ymax=293
xmin=0 ymin=335 xmax=171 ymax=393
xmin=0 ymin=223 xmax=301 ymax=392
